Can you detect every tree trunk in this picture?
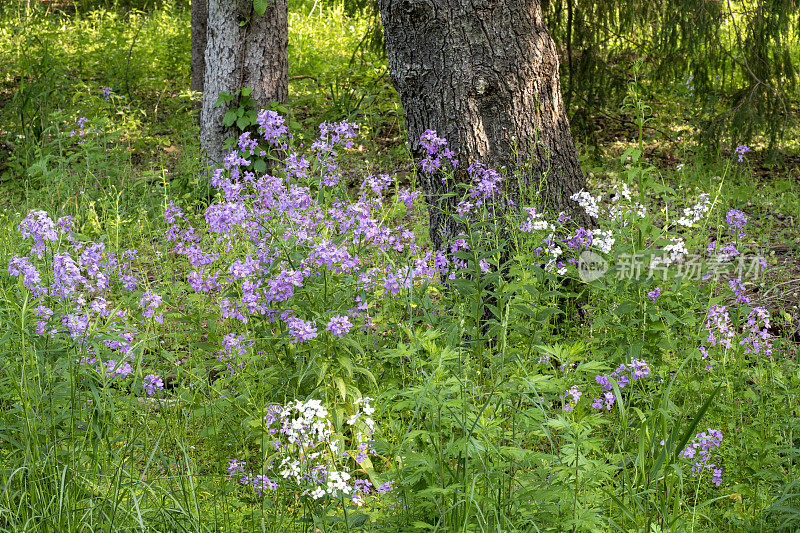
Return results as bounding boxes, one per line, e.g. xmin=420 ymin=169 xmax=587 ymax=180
xmin=378 ymin=0 xmax=589 ymax=249
xmin=200 ymin=0 xmax=289 ymax=170
xmin=190 ymin=0 xmax=207 ymax=95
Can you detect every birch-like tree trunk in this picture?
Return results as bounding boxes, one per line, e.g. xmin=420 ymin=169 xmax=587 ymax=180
xmin=378 ymin=0 xmax=588 ymax=248
xmin=200 ymin=0 xmax=288 ymax=170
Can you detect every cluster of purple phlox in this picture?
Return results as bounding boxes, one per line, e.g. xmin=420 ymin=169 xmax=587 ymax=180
xmin=453 ymin=162 xmax=502 ymax=215
xmin=419 ymin=129 xmax=457 ymax=174
xmin=704 ymin=305 xmax=735 ymax=350
xmin=680 ymin=429 xmax=723 ymax=486
xmin=726 ymin=209 xmax=747 ymax=237
xmin=256 ymin=110 xmax=289 ymax=147
xmin=8 ymin=256 xmax=46 ymax=296
xmin=285 ymin=315 xmax=318 ymax=344
xmin=143 ymin=373 xmax=164 ymax=396
xmin=564 ymin=227 xmax=593 ymax=251
xmin=729 ymin=278 xmax=749 ymax=304
xmin=217 ymin=333 xmax=249 ymax=375
xmin=591 ymin=359 xmax=651 ymax=410
xmin=326 ymin=315 xmax=353 ymax=338
xmin=7 ymin=210 xmax=180 ymax=396
xmin=734 ymin=144 xmax=749 ymax=162
xmin=563 ymin=386 xmax=582 ymax=411
xmin=70 ymin=116 xmax=95 ymax=138
xmin=740 ymin=307 xmax=772 ymax=356
xmin=18 ymin=210 xmax=59 ymax=257
xmin=361 ymin=174 xmax=393 ymax=195
xmin=237 ymin=132 xmax=265 ymax=157
xmin=139 ymin=289 xmax=164 ymax=323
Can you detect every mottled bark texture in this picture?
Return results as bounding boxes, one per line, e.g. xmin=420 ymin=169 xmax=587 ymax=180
xmin=200 ymin=0 xmax=288 ymax=170
xmin=191 ymin=0 xmax=207 ymax=94
xmin=378 ymin=0 xmax=589 ymax=249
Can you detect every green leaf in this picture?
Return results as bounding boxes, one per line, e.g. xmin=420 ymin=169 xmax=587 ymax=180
xmin=253 ymin=159 xmax=267 ymax=173
xmin=334 ymin=376 xmax=347 ymax=401
xmin=236 ymin=116 xmax=249 ymax=130
xmin=241 ymin=87 xmax=253 ymax=97
xmin=214 ymin=91 xmax=234 ymax=107
xmin=223 ymin=109 xmax=237 ymax=127
xmin=253 ymin=0 xmax=267 ymax=16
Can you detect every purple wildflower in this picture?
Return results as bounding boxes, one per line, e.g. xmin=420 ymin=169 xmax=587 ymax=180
xmin=104 ymin=359 xmax=133 ymax=380
xmin=228 ymin=459 xmax=246 ymax=478
xmin=734 ymin=144 xmax=749 ymax=163
xmin=286 ymin=316 xmax=318 ymax=344
xmin=143 ymin=373 xmax=164 ymax=396
xmin=740 ymin=306 xmax=772 ymax=356
xmin=681 ymin=429 xmax=723 ymax=485
xmin=18 ymin=210 xmax=59 ymax=257
xmin=256 ymin=110 xmax=288 ymax=145
xmin=647 ymin=287 xmax=661 ymax=302
xmin=139 ymin=289 xmax=164 ymax=323
xmin=326 ymin=315 xmax=353 ymax=338
xmin=419 ymin=129 xmax=457 ymax=173
xmin=726 ymin=209 xmax=747 ymax=237
xmin=729 ymin=278 xmax=749 ymax=304
xmin=218 ymin=333 xmax=248 ymax=375
xmin=564 ymin=386 xmax=582 ymax=411
xmin=8 ymin=256 xmax=46 ymax=296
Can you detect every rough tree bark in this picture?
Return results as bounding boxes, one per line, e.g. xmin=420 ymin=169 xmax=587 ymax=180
xmin=378 ymin=0 xmax=589 ymax=249
xmin=200 ymin=0 xmax=289 ymax=170
xmin=191 ymin=0 xmax=207 ymax=94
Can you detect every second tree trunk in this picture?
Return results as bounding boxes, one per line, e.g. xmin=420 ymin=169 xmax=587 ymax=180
xmin=379 ymin=0 xmax=588 ymax=248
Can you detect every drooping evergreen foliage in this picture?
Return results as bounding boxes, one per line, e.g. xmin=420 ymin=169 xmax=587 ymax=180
xmin=542 ymin=0 xmax=798 ymax=150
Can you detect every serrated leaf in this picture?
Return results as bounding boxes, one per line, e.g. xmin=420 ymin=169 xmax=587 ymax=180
xmin=338 ymin=354 xmax=353 ymax=379
xmin=236 ymin=116 xmax=249 ymax=130
xmin=253 ymin=0 xmax=267 ymax=16
xmin=241 ymin=87 xmax=253 ymax=97
xmin=334 ymin=376 xmax=347 ymax=401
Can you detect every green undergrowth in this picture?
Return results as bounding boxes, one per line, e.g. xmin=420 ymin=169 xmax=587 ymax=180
xmin=0 ymin=1 xmax=799 ymax=532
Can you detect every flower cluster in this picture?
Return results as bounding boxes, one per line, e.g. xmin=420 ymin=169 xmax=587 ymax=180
xmin=740 ymin=306 xmax=772 ymax=356
xmin=647 ymin=287 xmax=661 ymax=302
xmin=139 ymin=289 xmax=164 ymax=323
xmin=676 ymin=193 xmax=711 ymax=228
xmin=143 ymin=373 xmax=164 ymax=396
xmin=229 ymin=397 xmax=394 ymax=506
xmin=734 ymin=144 xmax=749 ymax=163
xmin=101 ymin=86 xmax=116 ymax=100
xmin=701 ymin=305 xmax=735 ymax=352
xmin=726 ymin=209 xmax=747 ymax=238
xmin=453 ymin=162 xmax=502 ymax=216
xmin=217 ymin=333 xmax=250 ymax=376
xmin=591 ymin=359 xmax=651 ymax=410
xmin=166 ymin=124 xmax=513 ymax=352
xmin=680 ymin=429 xmax=723 ymax=486
xmin=729 ymin=278 xmax=749 ymax=304
xmin=698 ymin=301 xmax=772 ymax=361
xmin=8 ymin=209 xmax=167 ymax=389
xmin=419 ymin=129 xmax=457 ymax=174
xmin=570 ymin=189 xmax=601 ymax=219
xmin=563 ymin=386 xmax=582 ymax=411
